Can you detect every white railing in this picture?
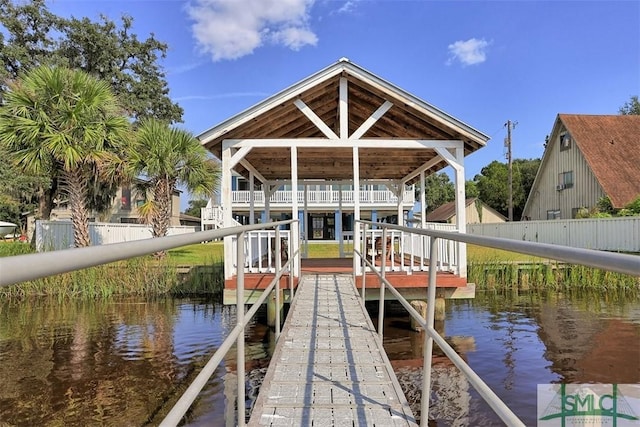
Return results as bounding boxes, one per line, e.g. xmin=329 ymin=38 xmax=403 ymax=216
xmin=364 ymin=222 xmax=459 ymax=274
xmin=230 ymin=229 xmax=291 ymax=274
xmin=229 ymin=189 xmax=414 ymax=206
xmin=35 ymin=220 xmax=198 ymax=251
xmin=200 ymin=206 xmax=242 ymax=228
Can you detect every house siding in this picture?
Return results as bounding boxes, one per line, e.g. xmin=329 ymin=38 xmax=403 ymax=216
xmin=523 ymin=121 xmax=605 ymax=220
xmin=446 ymin=204 xmax=505 ymax=224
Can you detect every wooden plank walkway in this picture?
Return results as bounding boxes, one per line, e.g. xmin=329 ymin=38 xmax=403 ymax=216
xmin=248 ymin=273 xmax=418 ymax=426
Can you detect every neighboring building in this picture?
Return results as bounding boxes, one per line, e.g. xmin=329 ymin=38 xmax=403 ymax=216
xmin=426 ymin=198 xmax=506 ymax=224
xmin=522 ymin=114 xmax=640 ymax=220
xmin=25 ymin=183 xmax=182 ymax=237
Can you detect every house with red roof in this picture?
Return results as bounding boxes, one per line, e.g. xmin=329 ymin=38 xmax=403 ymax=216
xmin=522 ymin=114 xmax=640 ymax=220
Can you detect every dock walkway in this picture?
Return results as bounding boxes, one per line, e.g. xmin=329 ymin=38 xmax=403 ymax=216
xmin=249 ymin=273 xmax=417 ymax=426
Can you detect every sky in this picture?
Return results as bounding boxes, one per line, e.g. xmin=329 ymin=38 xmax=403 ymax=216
xmin=48 ymin=0 xmax=640 ymax=211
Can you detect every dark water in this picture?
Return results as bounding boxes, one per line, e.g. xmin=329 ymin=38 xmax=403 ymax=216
xmin=0 ymin=290 xmax=638 ymax=426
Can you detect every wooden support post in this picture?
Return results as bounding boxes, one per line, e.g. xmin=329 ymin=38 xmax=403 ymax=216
xmin=435 ymin=297 xmax=446 ymax=321
xmin=410 ymin=300 xmax=427 ymax=331
xmin=267 ymin=289 xmax=283 ymax=328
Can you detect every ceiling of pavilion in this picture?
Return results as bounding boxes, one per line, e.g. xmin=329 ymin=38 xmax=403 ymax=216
xmin=199 ymin=60 xmax=489 ymax=184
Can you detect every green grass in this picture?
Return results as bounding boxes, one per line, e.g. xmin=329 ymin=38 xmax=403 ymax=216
xmin=0 ymin=241 xmax=35 ymax=257
xmin=467 ymin=244 xmax=547 ymax=263
xmin=306 ymin=242 xmax=353 ymax=258
xmin=166 ymin=241 xmax=223 ymax=265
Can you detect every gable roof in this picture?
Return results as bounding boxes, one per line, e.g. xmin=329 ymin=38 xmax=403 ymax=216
xmin=426 ymin=198 xmax=474 ymax=222
xmin=198 ymin=59 xmax=489 ymax=183
xmin=425 ymin=198 xmax=506 ymax=222
xmin=560 ymin=114 xmax=640 ymax=208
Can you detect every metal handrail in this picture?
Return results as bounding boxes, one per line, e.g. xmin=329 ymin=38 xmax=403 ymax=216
xmin=0 ymin=220 xmax=297 ymax=287
xmin=357 ymin=220 xmax=640 ymax=276
xmin=355 ymin=219 xmax=640 ymax=427
xmin=0 ymin=220 xmax=299 ymax=426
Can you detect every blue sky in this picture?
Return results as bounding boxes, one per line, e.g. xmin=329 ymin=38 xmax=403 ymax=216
xmin=49 ymin=0 xmax=640 ymax=210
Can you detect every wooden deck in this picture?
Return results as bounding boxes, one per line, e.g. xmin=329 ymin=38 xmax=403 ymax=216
xmin=224 ymin=258 xmax=467 ymax=290
xmin=248 ymin=273 xmax=417 ymax=426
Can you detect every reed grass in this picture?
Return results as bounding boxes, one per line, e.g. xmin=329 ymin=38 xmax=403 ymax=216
xmin=0 ymin=255 xmax=225 ymax=300
xmin=468 ymin=259 xmax=639 ymax=294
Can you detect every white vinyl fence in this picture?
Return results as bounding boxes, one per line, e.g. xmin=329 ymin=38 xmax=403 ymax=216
xmin=467 ymin=217 xmax=640 ymax=252
xmin=35 ymin=220 xmax=198 ymax=252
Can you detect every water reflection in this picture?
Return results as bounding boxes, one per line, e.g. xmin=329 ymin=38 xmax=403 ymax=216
xmin=0 ymin=290 xmax=637 ymax=426
xmin=381 ymin=290 xmax=640 ymax=426
xmin=0 ymin=297 xmax=271 ymax=426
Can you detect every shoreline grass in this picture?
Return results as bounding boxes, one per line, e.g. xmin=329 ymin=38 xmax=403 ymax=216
xmin=1 ymin=241 xmax=636 ymax=298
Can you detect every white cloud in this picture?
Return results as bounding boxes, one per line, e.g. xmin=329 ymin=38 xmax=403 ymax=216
xmin=447 ymin=38 xmax=490 ymax=66
xmin=173 ymin=92 xmax=271 ymax=102
xmin=337 ymin=1 xmax=357 ymax=14
xmin=167 ymin=61 xmax=206 ymax=75
xmin=188 ymin=0 xmax=318 ymax=61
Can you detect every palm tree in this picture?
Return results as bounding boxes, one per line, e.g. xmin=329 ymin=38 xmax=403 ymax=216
xmin=130 ymin=119 xmax=219 ymax=257
xmin=0 ymin=66 xmax=130 ymax=247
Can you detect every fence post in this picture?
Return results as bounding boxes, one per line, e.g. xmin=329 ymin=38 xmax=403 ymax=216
xmin=421 ymin=236 xmax=438 ymax=426
xmin=236 ymin=231 xmax=246 ymax=426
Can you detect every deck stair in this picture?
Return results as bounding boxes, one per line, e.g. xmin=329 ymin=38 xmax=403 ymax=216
xmin=249 ymin=273 xmax=417 ymax=426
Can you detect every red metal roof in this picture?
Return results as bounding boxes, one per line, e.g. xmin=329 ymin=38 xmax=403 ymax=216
xmin=559 ymin=114 xmax=640 ymax=208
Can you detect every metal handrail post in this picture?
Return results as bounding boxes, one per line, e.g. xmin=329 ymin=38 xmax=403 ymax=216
xmin=421 ymin=236 xmax=438 ymax=426
xmin=288 ymin=232 xmax=294 ymax=300
xmin=378 ymin=227 xmax=387 ymax=339
xmin=361 ymin=222 xmax=367 ymax=301
xmin=236 ymin=231 xmax=246 ymax=426
xmin=275 ymin=227 xmax=281 ymax=340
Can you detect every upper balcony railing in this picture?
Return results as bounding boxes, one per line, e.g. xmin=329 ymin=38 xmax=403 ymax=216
xmin=230 ymin=189 xmax=415 ymax=207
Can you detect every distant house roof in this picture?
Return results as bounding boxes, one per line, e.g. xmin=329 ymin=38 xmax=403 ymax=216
xmin=426 ymin=199 xmax=470 ymax=222
xmin=559 ymin=114 xmax=640 ymax=208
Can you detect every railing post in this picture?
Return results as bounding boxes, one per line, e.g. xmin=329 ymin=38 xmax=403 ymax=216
xmin=378 ymin=227 xmax=387 ymax=339
xmin=421 ymin=236 xmax=438 ymax=426
xmin=361 ymin=222 xmax=367 ymax=301
xmin=236 ymin=231 xmax=246 ymax=426
xmin=288 ymin=230 xmax=294 ymax=300
xmin=275 ymin=227 xmax=281 ymax=341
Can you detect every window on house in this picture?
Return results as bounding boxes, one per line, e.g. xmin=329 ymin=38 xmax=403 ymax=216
xmin=547 ymin=209 xmax=561 ymax=220
xmin=237 ymin=179 xmax=249 ymax=191
xmin=560 ymin=132 xmax=572 ymax=151
xmin=121 ymin=187 xmax=131 ymax=210
xmin=558 ymin=171 xmax=574 ymax=189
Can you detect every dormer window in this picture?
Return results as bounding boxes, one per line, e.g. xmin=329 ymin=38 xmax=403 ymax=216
xmin=560 ymin=132 xmax=572 ymax=151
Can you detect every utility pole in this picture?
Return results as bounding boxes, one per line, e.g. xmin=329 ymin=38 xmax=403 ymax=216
xmin=505 ymin=120 xmax=517 ymax=221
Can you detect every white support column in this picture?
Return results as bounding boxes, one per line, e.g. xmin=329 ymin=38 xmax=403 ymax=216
xmin=291 ymin=147 xmax=300 ymax=278
xmin=338 ymin=185 xmax=344 ymax=257
xmin=454 ymin=146 xmax=467 ymax=278
xmin=264 ymin=183 xmax=274 ymax=223
xmin=303 ymin=184 xmax=308 ymax=258
xmin=353 ymin=146 xmax=361 ymax=275
xmin=420 ymin=170 xmax=426 ymax=229
xmin=397 ymin=181 xmax=405 ymax=227
xmin=222 ymin=143 xmax=233 ymax=280
xmin=249 ymin=171 xmax=255 ymax=225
